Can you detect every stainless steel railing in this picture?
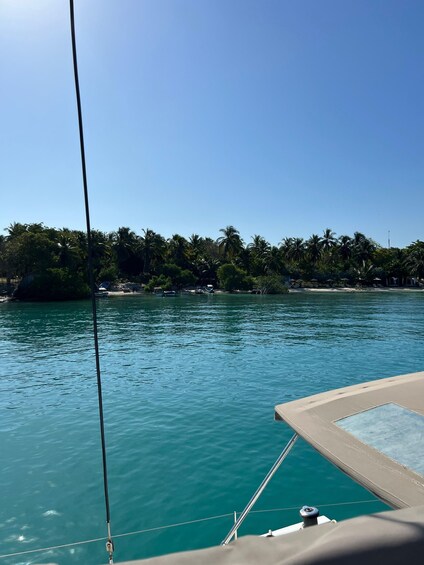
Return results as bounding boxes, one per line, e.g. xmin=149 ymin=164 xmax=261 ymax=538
xmin=221 ymin=433 xmax=299 ymax=545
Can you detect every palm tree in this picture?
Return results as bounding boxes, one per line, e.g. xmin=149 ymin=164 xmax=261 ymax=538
xmin=167 ymin=234 xmax=188 ymax=267
xmin=352 ymin=232 xmax=376 ymax=264
xmin=267 ymin=246 xmax=284 ymax=275
xmin=186 ymin=234 xmax=207 ymax=277
xmin=56 ymin=228 xmax=80 ymax=270
xmin=113 ymin=227 xmax=137 ymax=258
xmin=248 ymin=235 xmax=271 ymax=276
xmin=112 ymin=227 xmax=140 ymax=277
xmin=376 ymin=247 xmax=407 ymax=286
xmin=279 ymin=237 xmax=305 ymax=274
xmin=248 ymin=235 xmax=270 ymax=254
xmin=404 ymin=241 xmax=424 ymax=278
xmin=216 ymin=225 xmax=244 ymax=260
xmin=337 ymin=235 xmax=352 ymax=263
xmin=140 ymin=228 xmax=166 ymax=275
xmin=306 ymin=234 xmax=322 ymax=265
xmin=354 ymin=259 xmax=375 ymax=284
xmin=88 ymin=230 xmax=113 ymax=278
xmin=6 ymin=222 xmax=28 ymax=239
xmin=196 ymin=257 xmax=221 ymax=285
xmin=280 ymin=237 xmax=294 ymax=263
xmin=322 ymin=228 xmax=336 ymax=252
xmin=6 ymin=222 xmax=45 ymax=239
xmin=290 ymin=237 xmax=306 ymax=263
xmin=321 ymin=229 xmax=336 ymax=269
xmin=188 ymin=234 xmax=203 ymax=256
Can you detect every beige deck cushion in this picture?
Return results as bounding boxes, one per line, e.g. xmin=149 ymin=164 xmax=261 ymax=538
xmin=117 ymin=505 xmax=424 ymax=565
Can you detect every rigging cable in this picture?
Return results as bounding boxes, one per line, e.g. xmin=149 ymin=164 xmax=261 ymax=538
xmin=68 ymin=1 xmax=114 ymax=563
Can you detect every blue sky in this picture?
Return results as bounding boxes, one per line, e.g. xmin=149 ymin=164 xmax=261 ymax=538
xmin=1 ymin=0 xmax=423 ymax=248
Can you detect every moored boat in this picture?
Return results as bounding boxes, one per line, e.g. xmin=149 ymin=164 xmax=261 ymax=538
xmin=95 ymin=287 xmax=109 ymax=298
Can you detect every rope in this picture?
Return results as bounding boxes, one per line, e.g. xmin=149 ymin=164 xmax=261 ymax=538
xmin=69 ymin=1 xmax=114 ymax=562
xmin=0 ymin=499 xmax=381 ymax=560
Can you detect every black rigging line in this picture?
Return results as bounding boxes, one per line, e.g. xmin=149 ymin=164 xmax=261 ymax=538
xmin=69 ymin=1 xmax=114 ymax=562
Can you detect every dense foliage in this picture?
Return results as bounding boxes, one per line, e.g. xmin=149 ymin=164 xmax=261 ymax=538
xmin=1 ymin=223 xmax=423 ymax=300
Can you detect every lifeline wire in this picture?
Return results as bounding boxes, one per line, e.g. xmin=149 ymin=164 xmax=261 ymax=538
xmin=0 ymin=500 xmax=381 ymax=560
xmin=69 ymin=1 xmax=114 ymax=562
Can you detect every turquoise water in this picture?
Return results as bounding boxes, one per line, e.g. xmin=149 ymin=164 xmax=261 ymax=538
xmin=1 ymin=292 xmax=423 ymax=564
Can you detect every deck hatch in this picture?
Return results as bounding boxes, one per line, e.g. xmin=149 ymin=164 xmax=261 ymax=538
xmin=336 ymin=403 xmax=424 ymax=478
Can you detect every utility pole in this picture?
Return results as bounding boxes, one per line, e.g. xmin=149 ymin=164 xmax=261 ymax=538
xmin=388 ymin=230 xmax=391 ymax=249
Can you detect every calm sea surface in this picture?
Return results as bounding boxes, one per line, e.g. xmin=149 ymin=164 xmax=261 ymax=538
xmin=1 ymin=292 xmax=424 ymax=564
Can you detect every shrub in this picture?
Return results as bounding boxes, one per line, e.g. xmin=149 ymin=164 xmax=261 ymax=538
xmin=217 ymin=264 xmax=251 ymax=292
xmin=14 ymin=268 xmax=89 ymax=301
xmin=255 ymin=274 xmax=288 ymax=294
xmin=144 ymin=275 xmax=172 ymax=292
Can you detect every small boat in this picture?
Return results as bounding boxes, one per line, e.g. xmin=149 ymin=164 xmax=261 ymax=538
xmin=95 ymin=287 xmax=109 ymax=298
xmin=182 ymin=289 xmax=196 ymax=295
xmin=163 ymin=290 xmax=177 ymax=297
xmin=193 ymin=286 xmax=214 ymax=295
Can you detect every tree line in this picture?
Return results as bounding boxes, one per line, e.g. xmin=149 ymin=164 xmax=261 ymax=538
xmin=0 ymin=223 xmax=423 ymax=300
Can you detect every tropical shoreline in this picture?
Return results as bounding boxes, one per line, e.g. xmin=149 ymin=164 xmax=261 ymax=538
xmin=104 ymin=287 xmax=424 ymax=297
xmin=2 ymin=223 xmax=424 ymax=301
xmin=2 ymin=287 xmax=423 ymax=304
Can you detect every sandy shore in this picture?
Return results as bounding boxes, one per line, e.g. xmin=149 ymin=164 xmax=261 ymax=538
xmin=104 ymin=288 xmax=424 ymax=297
xmin=289 ymin=287 xmax=424 ymax=293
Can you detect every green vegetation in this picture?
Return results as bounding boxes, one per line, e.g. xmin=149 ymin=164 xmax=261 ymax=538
xmin=14 ymin=269 xmax=89 ymax=301
xmin=255 ymin=274 xmax=288 ymax=295
xmin=0 ymin=223 xmax=423 ymax=300
xmin=217 ymin=264 xmax=251 ymax=292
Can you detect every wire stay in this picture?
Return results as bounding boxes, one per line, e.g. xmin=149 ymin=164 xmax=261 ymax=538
xmin=69 ymin=1 xmax=114 ymax=562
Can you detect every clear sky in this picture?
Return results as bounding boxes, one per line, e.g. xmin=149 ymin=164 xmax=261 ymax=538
xmin=1 ymin=0 xmax=423 ymax=248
